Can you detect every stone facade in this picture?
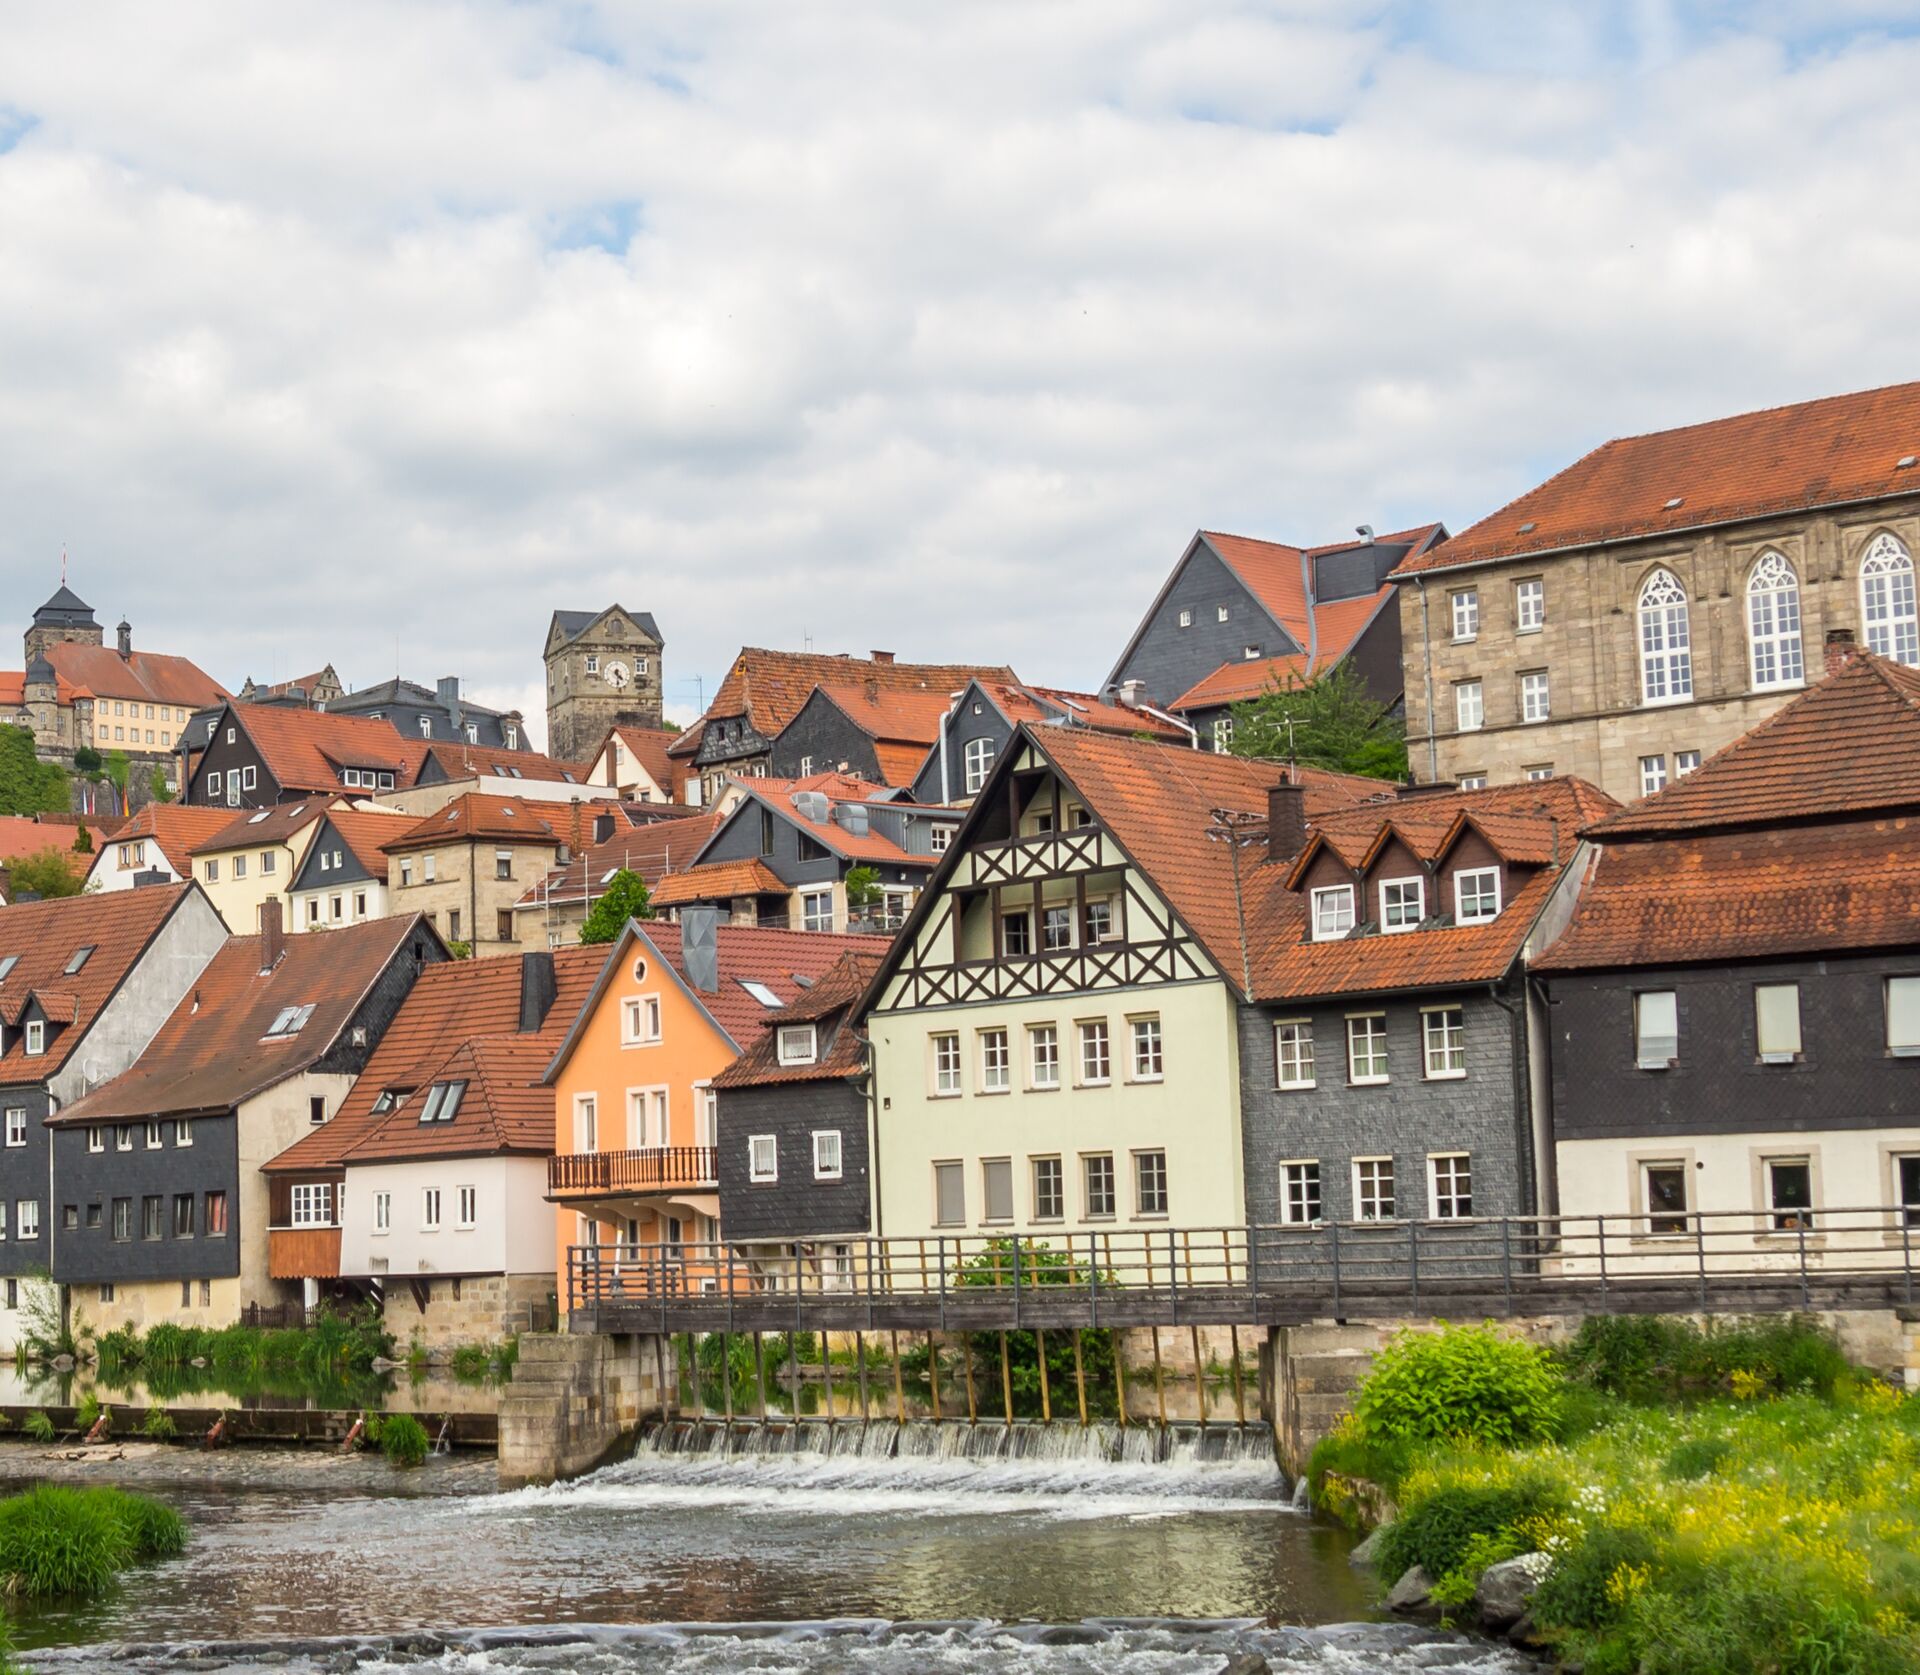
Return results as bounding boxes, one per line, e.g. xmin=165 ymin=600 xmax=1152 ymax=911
xmin=1400 ymin=498 xmax=1920 ymax=802
xmin=497 ymin=1330 xmax=676 ymax=1487
xmin=544 ymin=608 xmax=664 ymax=763
xmin=386 ymin=832 xmax=562 ymax=956
xmin=386 ymin=1271 xmax=555 ymax=1353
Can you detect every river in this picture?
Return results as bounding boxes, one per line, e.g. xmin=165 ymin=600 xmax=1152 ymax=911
xmin=7 ymin=1426 xmax=1539 ymax=1675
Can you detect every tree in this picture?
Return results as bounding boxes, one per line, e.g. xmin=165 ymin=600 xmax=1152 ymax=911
xmin=6 ymin=846 xmax=87 ymax=900
xmin=71 ymin=824 xmax=93 ymax=854
xmin=72 ymin=745 xmax=103 ymax=776
xmin=103 ymin=750 xmax=131 ymax=797
xmin=579 ymin=869 xmax=653 ymax=944
xmin=0 ymin=727 xmax=71 ymax=817
xmin=149 ymin=766 xmax=176 ymax=805
xmin=1227 ymin=661 xmax=1408 ymax=781
xmin=843 ymin=865 xmax=880 ymax=910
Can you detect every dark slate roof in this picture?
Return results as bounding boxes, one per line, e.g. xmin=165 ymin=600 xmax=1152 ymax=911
xmin=33 ymin=585 xmax=97 ymax=627
xmin=552 ymin=607 xmax=662 ymax=645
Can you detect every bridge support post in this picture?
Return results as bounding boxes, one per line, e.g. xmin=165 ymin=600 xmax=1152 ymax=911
xmin=497 ymin=1331 xmax=669 ymax=1489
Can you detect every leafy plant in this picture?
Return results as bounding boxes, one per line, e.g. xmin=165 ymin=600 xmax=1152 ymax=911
xmin=579 ymin=868 xmax=653 ymax=942
xmin=0 ymin=1484 xmax=184 ymax=1598
xmin=378 ymin=1412 xmax=430 ymax=1468
xmin=74 ymin=1392 xmax=102 ymax=1434
xmin=1662 ymin=1435 xmax=1734 ymax=1481
xmin=1353 ymin=1323 xmax=1564 ymax=1447
xmin=140 ymin=1407 xmax=177 ymax=1442
xmin=1374 ymin=1477 xmax=1564 ymax=1581
xmin=1227 ymin=660 xmax=1406 ymax=780
xmin=22 ymin=1411 xmax=54 ymax=1443
xmin=843 ymin=865 xmax=881 ymax=909
xmin=17 ymin=1270 xmax=75 ymax=1361
xmin=4 ymin=845 xmax=86 ymax=899
xmin=0 ymin=726 xmax=71 ymax=817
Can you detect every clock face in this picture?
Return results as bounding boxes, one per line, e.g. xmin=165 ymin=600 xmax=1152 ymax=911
xmin=604 ymin=660 xmax=630 ymax=690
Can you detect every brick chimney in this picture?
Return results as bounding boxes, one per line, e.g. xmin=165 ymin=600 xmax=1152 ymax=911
xmin=1267 ymin=777 xmax=1307 ymax=860
xmin=1825 ymin=626 xmax=1861 ymax=677
xmin=259 ymin=897 xmax=284 ymax=971
xmin=870 ymin=650 xmax=895 ymax=665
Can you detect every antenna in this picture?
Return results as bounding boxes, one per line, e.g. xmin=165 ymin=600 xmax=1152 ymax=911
xmin=1204 ymin=807 xmax=1266 ymax=1003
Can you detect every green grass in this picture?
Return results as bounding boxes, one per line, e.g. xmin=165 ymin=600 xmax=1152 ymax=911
xmin=375 ymin=1412 xmax=430 ymax=1468
xmin=22 ymin=1412 xmax=54 ymax=1444
xmin=0 ymin=1485 xmax=184 ymax=1599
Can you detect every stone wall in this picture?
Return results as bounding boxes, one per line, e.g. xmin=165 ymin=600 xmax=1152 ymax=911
xmin=386 ymin=1272 xmax=555 ymax=1353
xmin=498 ymin=1331 xmax=675 ymax=1488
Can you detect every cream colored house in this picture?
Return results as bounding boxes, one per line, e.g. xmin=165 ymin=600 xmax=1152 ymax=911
xmin=186 ymin=800 xmax=334 ymax=934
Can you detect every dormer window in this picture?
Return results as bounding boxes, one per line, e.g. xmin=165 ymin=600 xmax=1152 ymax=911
xmin=1311 ymin=885 xmax=1355 ymax=942
xmin=777 ymin=1025 xmax=818 ymax=1066
xmin=1379 ymin=878 xmax=1424 ymax=933
xmin=23 ymin=1021 xmax=44 ymax=1057
xmin=418 ymin=1080 xmax=466 ymax=1123
xmin=1454 ymin=869 xmax=1501 ymax=923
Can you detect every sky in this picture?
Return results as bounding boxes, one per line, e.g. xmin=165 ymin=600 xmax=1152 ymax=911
xmin=5 ymin=2 xmax=1920 ymax=746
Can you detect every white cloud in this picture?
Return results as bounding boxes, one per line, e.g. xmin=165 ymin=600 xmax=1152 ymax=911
xmin=2 ymin=2 xmax=1920 ymax=738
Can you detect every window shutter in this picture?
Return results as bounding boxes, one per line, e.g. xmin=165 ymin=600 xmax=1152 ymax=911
xmin=1755 ymin=984 xmax=1802 ymax=1061
xmin=1889 ymin=977 xmax=1920 ymax=1053
xmin=935 ymin=1161 xmax=965 ymax=1225
xmin=1635 ymin=990 xmax=1678 ymax=1068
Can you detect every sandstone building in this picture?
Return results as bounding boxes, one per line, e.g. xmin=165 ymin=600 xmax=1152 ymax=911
xmin=544 ymin=607 xmax=664 ymax=763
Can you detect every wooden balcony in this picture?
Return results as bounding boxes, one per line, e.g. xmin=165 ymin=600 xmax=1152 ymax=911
xmin=548 ymin=1146 xmax=718 ymax=1200
xmin=268 ymin=1224 xmax=341 ymax=1281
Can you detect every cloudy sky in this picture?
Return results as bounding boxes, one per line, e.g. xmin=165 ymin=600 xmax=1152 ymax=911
xmin=5 ymin=2 xmax=1920 ymax=743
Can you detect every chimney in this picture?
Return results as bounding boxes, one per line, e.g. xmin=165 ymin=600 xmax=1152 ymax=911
xmin=117 ymin=620 xmax=132 ymax=660
xmin=870 ymin=650 xmax=895 ymax=665
xmin=259 ymin=897 xmax=284 ymax=971
xmin=517 ymin=950 xmax=557 ymax=1032
xmin=1117 ymin=679 xmax=1147 ymax=709
xmin=592 ymin=811 xmax=617 ymax=845
xmin=1267 ymin=778 xmax=1308 ymax=860
xmin=437 ymin=676 xmax=460 ymax=705
xmin=1825 ymin=627 xmax=1861 ymax=677
xmin=681 ymin=904 xmax=720 ymax=994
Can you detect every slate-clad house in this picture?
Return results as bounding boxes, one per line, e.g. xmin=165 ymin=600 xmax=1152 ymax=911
xmin=904 ymin=678 xmax=1189 ymax=806
xmin=712 ymin=949 xmax=882 ymax=1267
xmin=649 ymin=773 xmax=959 ymax=933
xmin=1104 ymin=524 xmax=1447 ymax=745
xmin=183 ymin=703 xmax=427 ymax=810
xmin=0 ymin=885 xmax=227 ymax=1350
xmin=1238 ymin=775 xmax=1613 ymax=1229
xmin=48 ymin=906 xmax=444 ymax=1329
xmin=1534 ymin=641 xmax=1920 ymax=1261
xmin=325 ymin=675 xmax=530 ymax=752
xmin=286 ymin=806 xmax=414 ymax=934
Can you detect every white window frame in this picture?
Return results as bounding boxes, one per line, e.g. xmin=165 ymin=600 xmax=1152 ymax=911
xmin=776 ymin=1025 xmax=818 ymax=1066
xmin=1764 ymin=1154 xmax=1816 ymax=1232
xmin=421 ymin=1188 xmax=442 ymax=1231
xmin=622 ymin=994 xmax=663 ymax=1046
xmin=981 ymin=1157 xmax=1014 ymax=1224
xmin=16 ymin=1201 xmax=37 ymax=1241
xmin=749 ymin=1134 xmax=778 ymax=1183
xmin=933 ymin=1159 xmax=965 ymax=1226
xmin=1422 ymin=1005 xmax=1466 ymax=1080
xmin=1458 ymin=773 xmax=1487 ymax=790
xmin=1353 ymin=1156 xmax=1396 ymax=1222
xmin=1133 ymin=1149 xmax=1169 ymax=1216
xmin=373 ymin=1191 xmax=391 ymax=1234
xmin=1641 ymin=1159 xmax=1691 ymax=1237
xmin=1639 ymin=754 xmax=1668 ymax=796
xmin=800 ymin=889 xmax=834 ymax=933
xmin=1429 ymin=1152 xmax=1474 ymax=1220
xmin=1449 ymin=588 xmax=1479 ymax=641
xmin=1279 ymin=1159 xmax=1322 ymax=1226
xmin=1887 ymin=975 xmax=1920 ymax=1056
xmin=1454 ymin=868 xmax=1500 ymax=923
xmin=963 ymin=737 xmax=995 ymax=795
xmin=1311 ymin=884 xmax=1355 ymax=942
xmin=1454 ymin=680 xmax=1483 ymax=733
xmin=1083 ymin=1152 xmax=1116 ymax=1219
xmin=1346 ymin=1013 xmax=1388 ymax=1085
xmin=1514 ymin=577 xmax=1544 ymax=633
xmin=1635 ymin=989 xmax=1678 ymax=1070
xmin=1128 ymin=1015 xmax=1163 ymax=1081
xmin=1638 ymin=568 xmax=1694 ymax=704
xmin=290 ymin=1183 xmax=333 ymax=1227
xmin=1519 ymin=669 xmax=1551 ymax=723
xmin=23 ymin=1021 xmax=43 ymax=1057
xmin=1031 ymin=1154 xmax=1065 ymax=1221
xmin=1212 ymin=715 xmax=1233 ymax=753
xmin=572 ymin=1093 xmax=598 ymax=1153
xmin=1273 ymin=1019 xmax=1315 ymax=1089
xmin=1379 ymin=876 xmax=1424 ymax=933
xmin=1754 ymin=982 xmax=1802 ymax=1064
xmin=2 ymin=1110 xmax=23 ymax=1149
xmin=931 ymin=1032 xmax=962 ymax=1096
xmin=929 ymin=825 xmax=951 ymax=854
xmin=1746 ymin=550 xmax=1804 ymax=690
xmin=1675 ymin=749 xmax=1701 ymax=776
xmin=1077 ymin=1019 xmax=1111 ymax=1086
xmin=812 ymin=1130 xmax=842 ymax=1181
xmin=457 ymin=1185 xmax=477 ymax=1229
xmin=1028 ymin=1024 xmax=1059 ymax=1089
xmin=979 ymin=1027 xmax=1010 ymax=1093
xmin=1860 ymin=531 xmax=1920 ymax=665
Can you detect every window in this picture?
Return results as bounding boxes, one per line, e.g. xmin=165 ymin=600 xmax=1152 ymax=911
xmin=1430 ymin=1154 xmax=1473 ymax=1219
xmin=1643 ymin=1162 xmax=1689 ymax=1236
xmin=1525 ymin=765 xmax=1554 ymax=782
xmin=1212 ymin=715 xmax=1234 ymax=753
xmin=1001 ymin=911 xmax=1032 ymax=957
xmin=1745 ymin=551 xmax=1804 ymax=689
xmin=1450 ymin=589 xmax=1479 ymax=641
xmin=1379 ymin=877 xmax=1424 ymax=933
xmin=1675 ymin=749 xmax=1701 ymax=776
xmin=170 ymin=1193 xmax=194 ymax=1238
xmin=1078 ymin=1020 xmax=1111 ymax=1084
xmin=1454 ymin=680 xmax=1483 ymax=732
xmin=417 ymin=714 xmax=433 ymax=738
xmin=493 ymin=849 xmax=513 ymax=881
xmin=1354 ymin=1157 xmax=1395 ymax=1222
xmin=98 ymin=1283 xmax=115 ymax=1304
xmin=14 ymin=1201 xmax=35 ymax=1240
xmin=290 ymin=1183 xmax=332 ymax=1226
xmin=207 ymin=771 xmax=222 ymax=801
xmin=963 ymin=737 xmax=995 ymax=795
xmin=496 ymin=909 xmax=514 ymax=941
xmin=145 ymin=1119 xmax=162 ymax=1149
xmin=1454 ymin=868 xmax=1500 ymax=923
xmin=777 ymin=1025 xmax=818 ymax=1066
xmin=1130 ymin=1016 xmax=1163 ymax=1080
xmin=1896 ymin=1154 xmax=1920 ymax=1229
xmin=1515 ymin=577 xmax=1544 ymax=632
xmin=1177 ymin=608 xmax=1192 ymax=627
xmin=448 ymin=908 xmax=462 ymax=941
xmin=111 ymin=1198 xmax=131 ymax=1241
xmin=1042 ymin=904 xmax=1074 ymax=951
xmin=1635 ymin=990 xmax=1678 ymax=1069
xmin=116 ymin=1124 xmax=133 ymax=1151
xmin=1217 ymin=604 xmax=1230 ymax=622
xmin=307 ymin=898 xmax=321 ymax=926
xmin=1755 ymin=983 xmax=1802 ymax=1063
xmin=801 ymin=890 xmax=833 ymax=933
xmin=2 ymin=1110 xmax=21 ymax=1149
xmin=1280 ymin=1160 xmax=1321 ymax=1225
xmin=457 ymin=1186 xmax=477 ymax=1228
xmin=1242 ymin=645 xmax=1260 ymax=661
xmin=205 ymin=1191 xmax=227 ymax=1235
xmin=177 ymin=1119 xmax=193 ymax=1145
xmin=418 ymin=1080 xmax=467 ymax=1123
xmin=141 ymin=1195 xmax=163 ymax=1239
xmin=1423 ymin=1006 xmax=1466 ymax=1078
xmin=931 ymin=1032 xmax=962 ymax=1095
xmin=87 ymin=1127 xmax=103 ymax=1154
xmin=399 ymin=858 xmax=413 ymax=887
xmin=1084 ymin=897 xmax=1117 ymax=944
xmin=1639 ymin=754 xmax=1668 ymax=796
xmin=622 ymin=995 xmax=663 ymax=1045
xmin=1134 ymin=1150 xmax=1169 ymax=1216
xmin=1274 ymin=1020 xmax=1315 ymax=1088
xmin=812 ymin=1130 xmax=842 ymax=1180
xmin=374 ymin=1191 xmax=391 ymax=1233
xmin=747 ymin=1134 xmax=778 ymax=1182
xmin=423 ymin=855 xmax=436 ymax=882
xmin=23 ymin=1021 xmax=44 ymax=1057
xmin=1084 ymin=1153 xmax=1116 ymax=1217
xmin=414 ymin=1187 xmax=441 ymax=1230
xmin=242 ymin=765 xmax=258 ymax=791
xmin=1311 ymin=885 xmax=1355 ymax=942
xmin=1766 ymin=1157 xmax=1815 ymax=1231
xmin=982 ymin=1158 xmax=1013 ymax=1222
xmin=929 ymin=825 xmax=951 ymax=854
xmin=1346 ymin=1014 xmax=1388 ymax=1084
xmin=1458 ymin=773 xmax=1487 ymax=790
xmin=1029 ymin=1024 xmax=1059 ymax=1088
xmin=1861 ymin=531 xmax=1920 ymax=664
xmin=1519 ymin=670 xmax=1550 ymax=723
xmin=1030 ymin=1156 xmax=1064 ymax=1220
xmin=263 ymin=1003 xmax=316 ymax=1039
xmin=979 ymin=1028 xmax=1010 ymax=1092
xmin=934 ymin=1160 xmax=965 ymax=1226
xmin=1638 ymin=568 xmax=1693 ymax=702
xmin=1888 ymin=976 xmax=1920 ymax=1054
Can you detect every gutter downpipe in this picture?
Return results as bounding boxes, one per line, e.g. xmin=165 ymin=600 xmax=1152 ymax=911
xmin=1136 ymin=701 xmax=1199 ymax=750
xmin=1487 ymin=976 xmax=1535 ymax=1218
xmin=1300 ymin=550 xmax=1320 ymax=678
xmin=939 ymin=690 xmax=963 ymax=803
xmin=1415 ymin=577 xmax=1439 ymax=783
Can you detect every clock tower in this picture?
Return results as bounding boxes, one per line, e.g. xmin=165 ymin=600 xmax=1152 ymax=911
xmin=543 ymin=605 xmax=665 ymax=763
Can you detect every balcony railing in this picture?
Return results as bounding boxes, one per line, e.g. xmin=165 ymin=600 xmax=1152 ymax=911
xmin=267 ymin=1223 xmax=342 ymax=1281
xmin=549 ymin=1145 xmax=718 ymax=1198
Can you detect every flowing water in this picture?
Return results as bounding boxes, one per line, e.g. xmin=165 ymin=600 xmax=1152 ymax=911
xmin=9 ymin=1420 xmax=1540 ymax=1675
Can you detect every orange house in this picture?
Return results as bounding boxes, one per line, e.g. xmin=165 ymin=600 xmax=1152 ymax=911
xmin=542 ymin=909 xmax=875 ymax=1319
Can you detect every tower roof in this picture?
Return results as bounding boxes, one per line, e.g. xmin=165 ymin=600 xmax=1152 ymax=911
xmin=33 ymin=585 xmax=98 ymax=629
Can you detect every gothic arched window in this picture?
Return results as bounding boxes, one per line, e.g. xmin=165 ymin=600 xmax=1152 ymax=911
xmin=1860 ymin=532 xmax=1920 ymax=666
xmin=1746 ymin=551 xmax=1804 ymax=690
xmin=1638 ymin=569 xmax=1693 ymax=704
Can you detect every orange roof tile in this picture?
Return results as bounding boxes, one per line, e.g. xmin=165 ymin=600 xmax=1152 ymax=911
xmin=591 ymin=724 xmax=680 ymax=793
xmin=193 ymin=798 xmax=336 ymax=856
xmin=422 ymin=739 xmax=586 ymax=784
xmin=43 ymin=642 xmax=228 ymax=710
xmin=95 ymin=804 xmax=234 ymax=876
xmin=711 ymin=949 xmax=884 ymax=1089
xmin=382 ymin=792 xmax=561 ymax=853
xmin=987 ymin=682 xmax=1189 ymax=740
xmin=516 ymin=811 xmax=723 ymax=911
xmin=811 ymin=682 xmax=955 ymax=745
xmin=1170 ymin=654 xmax=1315 ymax=712
xmin=308 ymin=806 xmax=416 ymax=876
xmin=648 ymin=858 xmax=789 ymax=907
xmin=0 ymin=817 xmax=110 ymax=867
xmin=1206 ymin=523 xmax=1440 ymax=652
xmin=228 ymin=704 xmax=429 ymax=794
xmin=1393 ymin=382 xmax=1920 ymax=578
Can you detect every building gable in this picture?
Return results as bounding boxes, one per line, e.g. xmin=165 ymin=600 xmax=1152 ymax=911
xmin=1106 ymin=534 xmax=1300 ymax=709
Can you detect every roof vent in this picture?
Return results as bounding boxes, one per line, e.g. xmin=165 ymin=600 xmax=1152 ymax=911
xmin=835 ymin=803 xmax=870 ymax=838
xmin=792 ymin=790 xmax=831 ymax=823
xmin=1899 ymin=456 xmax=1917 ymax=470
xmin=1663 ymin=496 xmax=1684 ymax=509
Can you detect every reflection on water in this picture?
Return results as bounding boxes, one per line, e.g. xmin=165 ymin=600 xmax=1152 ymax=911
xmin=0 ymin=1361 xmax=500 ymax=1417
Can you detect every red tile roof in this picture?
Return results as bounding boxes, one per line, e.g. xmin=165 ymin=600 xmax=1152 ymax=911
xmin=515 ymin=811 xmax=723 ymax=912
xmin=1392 ymin=381 xmax=1920 ymax=578
xmin=0 ymin=817 xmax=110 ymax=867
xmin=382 ymin=793 xmax=562 ymax=853
xmin=988 ymin=682 xmax=1190 ymax=740
xmin=812 ymin=682 xmax=955 ymax=746
xmin=193 ymin=798 xmax=335 ymax=856
xmin=266 ymin=945 xmax=608 ymax=1172
xmin=43 ymin=642 xmax=228 ymax=710
xmin=711 ymin=949 xmax=884 ymax=1089
xmin=1206 ymin=522 xmax=1441 ymax=651
xmin=1170 ymin=654 xmax=1315 ymax=712
xmin=648 ymin=857 xmax=789 ymax=907
xmin=422 ymin=740 xmax=586 ymax=785
xmin=229 ymin=704 xmax=429 ymax=794
xmin=93 ymin=804 xmax=235 ymax=876
xmin=308 ymin=806 xmax=416 ymax=876
xmin=51 ymin=913 xmax=431 ymax=1122
xmin=590 ymin=725 xmax=680 ymax=794
xmin=1587 ymin=653 xmax=1920 ymax=837
xmin=0 ymin=885 xmax=196 ymax=1086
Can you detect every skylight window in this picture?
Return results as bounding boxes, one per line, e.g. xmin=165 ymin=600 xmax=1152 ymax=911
xmin=0 ymin=957 xmax=17 ymax=984
xmin=1663 ymin=496 xmax=1683 ymax=509
xmin=741 ymin=981 xmax=783 ymax=1008
xmin=263 ymin=1003 xmax=317 ymax=1040
xmin=64 ymin=946 xmax=95 ymax=975
xmin=370 ymin=1089 xmax=409 ymax=1115
xmin=248 ymin=811 xmax=271 ymax=825
xmin=1900 ymin=456 xmax=1918 ymax=469
xmin=417 ymin=1080 xmax=467 ymax=1123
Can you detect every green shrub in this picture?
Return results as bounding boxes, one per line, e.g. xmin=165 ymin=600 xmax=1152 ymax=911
xmin=74 ymin=1391 xmax=102 ymax=1433
xmin=450 ymin=1344 xmax=491 ymax=1380
xmin=1374 ymin=1476 xmax=1565 ymax=1581
xmin=0 ymin=1484 xmax=183 ymax=1598
xmin=1661 ymin=1435 xmax=1734 ymax=1481
xmin=95 ymin=1324 xmax=143 ymax=1370
xmin=378 ymin=1412 xmax=429 ymax=1468
xmin=23 ymin=1411 xmax=54 ymax=1443
xmin=1531 ymin=1523 xmax=1664 ymax=1634
xmin=140 ymin=1407 xmax=177 ymax=1442
xmin=1561 ymin=1313 xmax=1853 ymax=1402
xmin=1353 ymin=1324 xmax=1564 ymax=1447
